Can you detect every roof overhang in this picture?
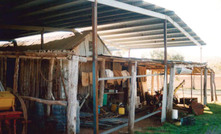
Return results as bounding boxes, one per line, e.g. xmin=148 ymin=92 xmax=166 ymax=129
xmin=0 ymin=0 xmax=206 ymax=50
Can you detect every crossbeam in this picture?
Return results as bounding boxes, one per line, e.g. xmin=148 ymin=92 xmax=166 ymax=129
xmin=0 ymin=24 xmax=79 ymax=33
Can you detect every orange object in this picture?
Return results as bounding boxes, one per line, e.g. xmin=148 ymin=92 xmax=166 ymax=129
xmin=111 ymin=104 xmax=117 ymax=112
xmin=0 ymin=91 xmax=15 ymax=111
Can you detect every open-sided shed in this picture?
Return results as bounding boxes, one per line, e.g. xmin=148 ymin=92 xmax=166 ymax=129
xmin=0 ymin=0 xmax=209 ymax=134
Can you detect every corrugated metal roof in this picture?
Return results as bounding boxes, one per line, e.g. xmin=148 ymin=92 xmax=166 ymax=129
xmin=0 ymin=0 xmax=206 ymax=49
xmin=0 ymin=31 xmax=90 ymax=51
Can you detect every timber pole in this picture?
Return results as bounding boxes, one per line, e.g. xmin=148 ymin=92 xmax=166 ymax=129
xmin=3 ymin=57 xmax=7 ymax=88
xmin=161 ymin=19 xmax=168 ymax=123
xmin=200 ymin=69 xmax=203 ymax=103
xmin=191 ymin=74 xmax=193 ymax=99
xmin=67 ymin=56 xmax=79 ymax=134
xmin=13 ymin=57 xmax=20 ymax=93
xmin=151 ymin=71 xmax=154 ymax=95
xmin=157 ymin=71 xmax=160 ymax=90
xmin=128 ymin=63 xmax=137 ymax=134
xmin=203 ymin=67 xmax=208 ymax=105
xmin=213 ymin=73 xmax=218 ymax=101
xmin=46 ymin=58 xmax=55 ymax=116
xmin=92 ymin=0 xmax=99 ymax=133
xmin=200 ymin=47 xmax=203 ymax=103
xmin=166 ymin=65 xmax=175 ymax=121
xmin=210 ymin=72 xmax=214 ymax=102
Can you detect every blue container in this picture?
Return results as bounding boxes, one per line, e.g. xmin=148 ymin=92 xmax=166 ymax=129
xmin=52 ymin=105 xmax=67 ymax=132
xmin=34 ymin=102 xmax=45 ymax=129
xmin=35 ymin=102 xmax=45 ymax=117
xmin=98 ymin=106 xmax=101 ymax=114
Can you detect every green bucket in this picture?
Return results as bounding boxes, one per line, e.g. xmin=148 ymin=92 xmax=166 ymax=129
xmin=103 ymin=94 xmax=107 ymax=106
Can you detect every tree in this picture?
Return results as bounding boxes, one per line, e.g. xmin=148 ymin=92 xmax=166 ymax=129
xmin=150 ymin=49 xmax=184 ymax=61
xmin=171 ymin=54 xmax=184 ymax=61
xmin=150 ymin=49 xmax=164 ymax=60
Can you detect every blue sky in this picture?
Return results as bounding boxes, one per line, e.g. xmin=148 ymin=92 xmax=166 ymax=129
xmin=132 ymin=0 xmax=221 ymax=62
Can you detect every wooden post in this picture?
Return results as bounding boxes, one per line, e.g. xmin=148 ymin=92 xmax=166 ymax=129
xmin=61 ymin=60 xmax=69 ymax=99
xmin=200 ymin=69 xmax=203 ymax=103
xmin=157 ymin=71 xmax=160 ymax=90
xmin=30 ymin=60 xmax=36 ymax=97
xmin=128 ymin=64 xmax=137 ymax=134
xmin=13 ymin=57 xmax=20 ymax=93
xmin=191 ymin=74 xmax=193 ymax=99
xmin=166 ymin=65 xmax=175 ymax=121
xmin=0 ymin=58 xmax=3 ymax=83
xmin=67 ymin=56 xmax=79 ymax=134
xmin=193 ymin=75 xmax=195 ymax=89
xmin=46 ymin=58 xmax=55 ymax=116
xmin=213 ymin=73 xmax=218 ymax=101
xmin=151 ymin=70 xmax=154 ymax=95
xmin=203 ymin=68 xmax=208 ymax=105
xmin=99 ymin=59 xmax=105 ymax=106
xmin=36 ymin=60 xmax=40 ymax=98
xmin=210 ymin=72 xmax=214 ymax=102
xmin=127 ymin=62 xmax=132 ymax=106
xmin=3 ymin=57 xmax=7 ymax=88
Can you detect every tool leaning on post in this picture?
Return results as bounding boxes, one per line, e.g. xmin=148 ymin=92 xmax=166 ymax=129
xmin=145 ymin=80 xmax=186 ymax=111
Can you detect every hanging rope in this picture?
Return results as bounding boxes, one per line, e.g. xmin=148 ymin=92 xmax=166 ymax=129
xmin=55 ymin=58 xmax=68 ymax=100
xmin=38 ymin=58 xmax=54 ymax=82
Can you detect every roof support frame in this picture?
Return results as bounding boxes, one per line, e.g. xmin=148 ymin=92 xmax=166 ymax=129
xmin=161 ymin=19 xmax=168 ymax=123
xmin=102 ymin=32 xmax=187 ymax=41
xmin=87 ymin=0 xmax=201 ymax=47
xmin=99 ymin=27 xmax=178 ymax=38
xmin=121 ymin=43 xmax=196 ymax=49
xmin=116 ymin=37 xmax=190 ymax=44
xmin=0 ymin=24 xmax=79 ymax=33
xmin=107 ymin=36 xmax=199 ymax=43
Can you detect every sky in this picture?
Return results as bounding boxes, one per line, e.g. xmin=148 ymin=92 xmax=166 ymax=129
xmin=131 ymin=0 xmax=221 ymax=62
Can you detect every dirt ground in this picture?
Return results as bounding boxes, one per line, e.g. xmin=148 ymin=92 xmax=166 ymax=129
xmin=80 ymin=88 xmax=221 ymax=134
xmin=80 ymin=111 xmax=162 ymax=134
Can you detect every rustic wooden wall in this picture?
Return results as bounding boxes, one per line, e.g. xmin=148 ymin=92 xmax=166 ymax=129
xmin=0 ymin=57 xmax=7 ymax=88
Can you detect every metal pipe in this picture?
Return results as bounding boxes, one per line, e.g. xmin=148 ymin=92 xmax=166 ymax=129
xmin=136 ymin=73 xmax=164 ymax=78
xmin=98 ymin=73 xmax=164 ymax=81
xmin=99 ymin=76 xmax=131 ymax=81
xmin=92 ymin=0 xmax=99 ymax=133
xmin=101 ymin=110 xmax=161 ymax=134
xmin=161 ymin=19 xmax=167 ymax=123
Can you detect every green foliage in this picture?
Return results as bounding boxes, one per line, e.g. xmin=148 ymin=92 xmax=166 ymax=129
xmin=170 ymin=54 xmax=184 ymax=61
xmin=136 ymin=103 xmax=221 ymax=134
xmin=150 ymin=49 xmax=184 ymax=61
xmin=150 ymin=50 xmax=165 ymax=60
